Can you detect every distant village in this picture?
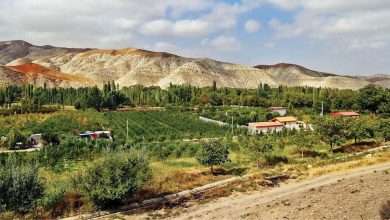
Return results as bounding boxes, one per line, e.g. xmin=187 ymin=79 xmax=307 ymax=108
xmin=248 ymin=107 xmax=359 ymax=135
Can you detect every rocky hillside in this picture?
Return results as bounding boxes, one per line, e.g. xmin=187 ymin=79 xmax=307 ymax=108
xmin=0 ymin=40 xmax=89 ymax=65
xmin=0 ymin=40 xmax=388 ymax=89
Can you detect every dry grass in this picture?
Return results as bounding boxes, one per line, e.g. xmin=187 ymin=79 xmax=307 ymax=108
xmin=304 ymin=150 xmax=390 ymax=177
xmin=140 ymin=158 xmax=231 ymax=199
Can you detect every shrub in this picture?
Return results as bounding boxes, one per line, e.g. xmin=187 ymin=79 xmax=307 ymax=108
xmin=264 ymin=154 xmax=288 ymax=166
xmin=0 ymin=158 xmax=43 ymax=213
xmin=197 ymin=141 xmax=229 ymax=174
xmin=42 ymin=132 xmax=61 ymax=145
xmin=380 ymin=201 xmax=390 ymax=220
xmin=77 ymin=151 xmax=150 ymax=208
xmin=7 ymin=129 xmax=26 ymax=149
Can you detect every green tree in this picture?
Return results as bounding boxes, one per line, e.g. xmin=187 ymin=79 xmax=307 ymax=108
xmin=248 ymin=137 xmax=274 ymax=168
xmin=316 ymin=117 xmax=346 ymax=150
xmin=379 ymin=119 xmax=390 ymax=142
xmin=294 ymin=131 xmax=315 ymax=158
xmin=78 ymin=151 xmax=150 ymax=208
xmin=357 ymin=85 xmax=385 ymax=113
xmin=196 ymin=141 xmax=229 ymax=174
xmin=346 ymin=118 xmax=375 ymax=143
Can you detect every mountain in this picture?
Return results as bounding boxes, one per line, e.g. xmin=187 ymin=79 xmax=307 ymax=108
xmin=253 ymin=63 xmax=378 ymax=89
xmin=0 ymin=40 xmax=388 ymax=89
xmin=0 ymin=40 xmax=89 ymax=65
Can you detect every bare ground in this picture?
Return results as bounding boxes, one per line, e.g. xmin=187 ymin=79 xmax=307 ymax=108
xmin=104 ymin=162 xmax=390 ymax=220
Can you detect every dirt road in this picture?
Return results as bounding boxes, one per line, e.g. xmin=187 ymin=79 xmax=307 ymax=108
xmin=112 ymin=162 xmax=390 ymax=220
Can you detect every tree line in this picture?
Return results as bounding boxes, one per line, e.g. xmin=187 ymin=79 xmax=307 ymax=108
xmin=0 ymin=83 xmax=389 ymax=114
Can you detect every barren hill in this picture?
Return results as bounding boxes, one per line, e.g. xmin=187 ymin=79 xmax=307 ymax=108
xmin=0 ymin=40 xmax=388 ymax=89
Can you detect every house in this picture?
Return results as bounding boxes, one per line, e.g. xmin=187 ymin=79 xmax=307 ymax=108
xmin=248 ymin=122 xmax=284 ymax=135
xmin=330 ymin=111 xmax=360 ymax=118
xmin=80 ymin=131 xmax=113 ymax=141
xmin=272 ymin=116 xmax=299 ymax=129
xmin=269 ymin=107 xmax=287 ymax=116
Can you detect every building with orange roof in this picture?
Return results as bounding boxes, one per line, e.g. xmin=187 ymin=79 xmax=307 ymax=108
xmin=248 ymin=121 xmax=284 ymax=135
xmin=272 ymin=116 xmax=299 ymax=130
xmin=330 ymin=112 xmax=360 ymax=118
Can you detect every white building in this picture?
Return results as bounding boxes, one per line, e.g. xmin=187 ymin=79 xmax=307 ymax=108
xmin=248 ymin=122 xmax=284 ymax=135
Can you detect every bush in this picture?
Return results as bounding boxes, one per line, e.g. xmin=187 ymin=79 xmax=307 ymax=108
xmin=77 ymin=151 xmax=151 ymax=208
xmin=42 ymin=132 xmax=61 ymax=146
xmin=7 ymin=129 xmax=26 ymax=149
xmin=264 ymin=154 xmax=288 ymax=166
xmin=0 ymin=158 xmax=43 ymax=213
xmin=197 ymin=141 xmax=229 ymax=174
xmin=380 ymin=201 xmax=390 ymax=220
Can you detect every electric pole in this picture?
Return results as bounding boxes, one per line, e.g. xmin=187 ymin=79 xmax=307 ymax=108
xmin=126 ymin=119 xmax=129 ymax=141
xmin=231 ymin=115 xmax=234 ymax=135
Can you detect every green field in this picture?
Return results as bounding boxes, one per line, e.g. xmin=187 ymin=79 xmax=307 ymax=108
xmin=105 ymin=111 xmax=229 ymax=142
xmin=0 ymin=110 xmax=229 ymax=147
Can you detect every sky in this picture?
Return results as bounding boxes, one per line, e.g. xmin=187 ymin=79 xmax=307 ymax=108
xmin=1 ymin=0 xmax=390 ymax=75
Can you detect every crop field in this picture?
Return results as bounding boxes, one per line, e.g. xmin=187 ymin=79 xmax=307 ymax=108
xmin=104 ymin=111 xmax=229 ymax=142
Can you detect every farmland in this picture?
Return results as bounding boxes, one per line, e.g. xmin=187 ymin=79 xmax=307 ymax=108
xmin=105 ymin=111 xmax=229 ymax=142
xmin=0 ymin=84 xmax=389 ymax=220
xmin=0 ymin=110 xmax=229 ymax=148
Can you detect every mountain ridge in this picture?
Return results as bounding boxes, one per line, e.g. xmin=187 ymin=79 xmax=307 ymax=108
xmin=0 ymin=40 xmax=388 ymax=89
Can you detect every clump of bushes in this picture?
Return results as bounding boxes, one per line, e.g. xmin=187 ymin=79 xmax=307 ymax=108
xmin=6 ymin=129 xmax=26 ymax=149
xmin=264 ymin=154 xmax=289 ymax=166
xmin=0 ymin=157 xmax=43 ymax=213
xmin=76 ymin=151 xmax=151 ymax=208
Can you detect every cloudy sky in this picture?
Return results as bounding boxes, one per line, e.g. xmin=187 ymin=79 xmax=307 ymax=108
xmin=1 ymin=0 xmax=390 ymax=75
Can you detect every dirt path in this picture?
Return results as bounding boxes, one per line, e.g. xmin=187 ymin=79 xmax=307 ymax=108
xmin=0 ymin=147 xmax=41 ymax=154
xmin=111 ymin=162 xmax=390 ymax=220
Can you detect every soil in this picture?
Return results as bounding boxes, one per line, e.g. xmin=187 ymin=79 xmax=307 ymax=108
xmin=334 ymin=141 xmax=380 ymax=154
xmin=103 ymin=162 xmax=390 ymax=220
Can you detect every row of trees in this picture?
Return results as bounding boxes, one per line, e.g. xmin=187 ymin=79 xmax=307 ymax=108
xmin=316 ymin=117 xmax=389 ymax=149
xmin=74 ymin=83 xmax=128 ymax=111
xmin=0 ymin=83 xmax=389 ymax=114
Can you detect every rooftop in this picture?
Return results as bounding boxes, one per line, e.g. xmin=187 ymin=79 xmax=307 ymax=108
xmin=249 ymin=121 xmax=284 ymax=128
xmin=272 ymin=116 xmax=298 ymax=123
xmin=331 ymin=112 xmax=360 ymax=117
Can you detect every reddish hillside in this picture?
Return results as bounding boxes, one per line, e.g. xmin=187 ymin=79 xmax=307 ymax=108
xmin=7 ymin=63 xmax=93 ymax=84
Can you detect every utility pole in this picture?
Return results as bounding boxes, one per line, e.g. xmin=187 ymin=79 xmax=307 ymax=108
xmin=320 ymin=101 xmax=324 ymax=117
xmin=231 ymin=115 xmax=234 ymax=135
xmin=126 ymin=119 xmax=129 ymax=142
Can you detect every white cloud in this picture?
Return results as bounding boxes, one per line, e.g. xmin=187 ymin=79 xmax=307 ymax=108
xmin=204 ymin=35 xmax=241 ymax=51
xmin=267 ymin=1 xmax=390 ymax=50
xmin=245 ymin=19 xmax=261 ymax=33
xmin=174 ymin=20 xmax=210 ymax=36
xmin=0 ymin=0 xmax=216 ymax=48
xmin=114 ymin=18 xmax=139 ymax=30
xmin=153 ymin=42 xmax=178 ymax=52
xmin=140 ymin=19 xmax=210 ymax=37
xmin=141 ymin=19 xmax=173 ymax=36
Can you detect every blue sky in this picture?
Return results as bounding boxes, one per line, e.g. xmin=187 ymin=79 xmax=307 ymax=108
xmin=1 ymin=0 xmax=390 ymax=75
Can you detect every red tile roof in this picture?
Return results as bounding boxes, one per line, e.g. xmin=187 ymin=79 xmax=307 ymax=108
xmin=331 ymin=112 xmax=360 ymax=117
